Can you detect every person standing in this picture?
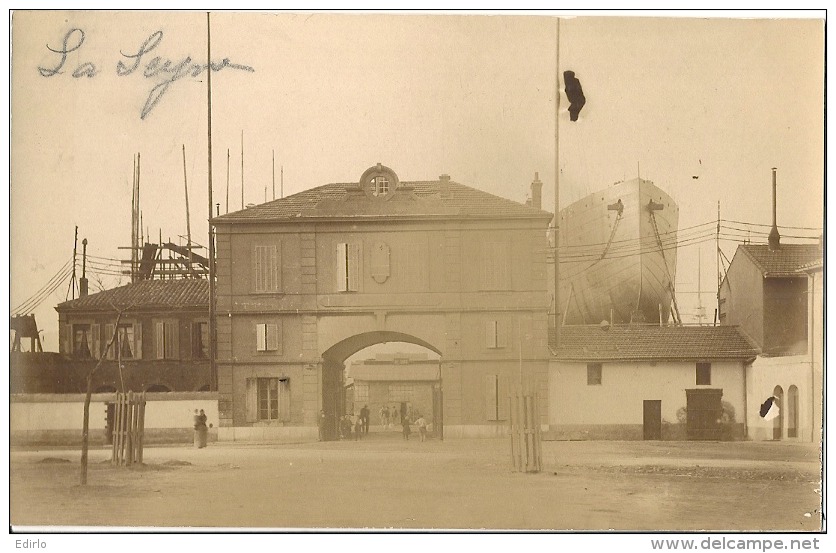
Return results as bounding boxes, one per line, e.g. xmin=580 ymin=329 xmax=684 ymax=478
xmin=360 ymin=404 xmax=370 ymax=435
xmin=379 ymin=405 xmax=389 ymax=430
xmin=415 ymin=413 xmax=427 ymax=442
xmin=402 ymin=412 xmax=411 ymax=440
xmin=318 ymin=410 xmax=327 ymax=441
xmin=353 ymin=412 xmax=362 ymax=440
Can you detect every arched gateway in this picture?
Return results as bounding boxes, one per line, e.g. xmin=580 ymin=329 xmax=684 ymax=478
xmin=212 ymin=165 xmax=552 ymax=441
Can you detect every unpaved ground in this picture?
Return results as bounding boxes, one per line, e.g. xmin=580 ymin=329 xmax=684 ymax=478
xmin=10 ymin=435 xmax=822 ymax=531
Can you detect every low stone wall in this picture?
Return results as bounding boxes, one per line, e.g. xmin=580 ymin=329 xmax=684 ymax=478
xmin=10 ymin=392 xmax=219 ymax=447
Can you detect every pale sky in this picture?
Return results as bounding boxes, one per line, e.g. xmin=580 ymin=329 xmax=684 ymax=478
xmin=9 ymin=12 xmax=825 ymax=350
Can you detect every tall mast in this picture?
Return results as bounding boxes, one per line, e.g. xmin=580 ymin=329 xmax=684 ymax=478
xmin=272 ymin=150 xmax=276 ymax=200
xmin=207 ymin=11 xmax=217 ymax=390
xmin=225 ymin=148 xmax=230 ymax=214
xmin=182 ymin=144 xmax=193 ymax=276
xmin=553 ymin=17 xmax=561 ymax=346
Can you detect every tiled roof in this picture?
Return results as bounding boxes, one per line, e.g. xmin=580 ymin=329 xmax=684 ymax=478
xmin=550 ymin=325 xmax=759 ymax=361
xmin=213 ymin=180 xmax=552 ymax=222
xmin=739 ymin=243 xmax=822 ymax=276
xmin=56 ymin=279 xmax=208 ymax=311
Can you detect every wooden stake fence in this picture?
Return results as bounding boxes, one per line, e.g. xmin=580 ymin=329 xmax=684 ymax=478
xmin=111 ymin=391 xmax=146 ymax=466
xmin=509 ymin=388 xmax=542 ymax=473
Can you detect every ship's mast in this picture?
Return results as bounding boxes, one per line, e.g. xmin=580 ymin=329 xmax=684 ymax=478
xmin=554 ymin=16 xmax=561 ymax=346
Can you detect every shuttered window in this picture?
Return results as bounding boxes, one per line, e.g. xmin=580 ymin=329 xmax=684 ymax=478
xmin=336 ymin=242 xmax=361 ymax=292
xmin=246 ymin=377 xmax=290 ymax=422
xmin=253 ymin=244 xmax=281 ymax=293
xmin=155 ymin=321 xmax=179 ymax=359
xmin=106 ymin=323 xmax=141 ymax=360
xmin=192 ymin=321 xmax=209 ymax=359
xmin=255 ymin=322 xmax=281 ymax=353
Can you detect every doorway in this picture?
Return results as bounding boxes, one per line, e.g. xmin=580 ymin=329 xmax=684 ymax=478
xmin=643 ymin=400 xmax=661 ymax=440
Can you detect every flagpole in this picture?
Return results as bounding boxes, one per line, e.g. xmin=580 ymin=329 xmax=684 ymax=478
xmin=554 ymin=17 xmax=561 ymax=347
xmin=207 ymin=11 xmax=216 ymax=391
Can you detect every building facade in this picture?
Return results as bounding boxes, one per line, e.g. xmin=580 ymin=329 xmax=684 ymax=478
xmin=548 ymin=325 xmax=758 ymax=440
xmin=53 ymin=279 xmax=211 ymax=393
xmin=212 ymin=164 xmax=553 ymax=441
xmin=719 ymin=241 xmax=823 ymax=442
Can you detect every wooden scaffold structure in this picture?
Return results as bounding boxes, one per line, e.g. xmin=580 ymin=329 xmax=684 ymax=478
xmin=111 ymin=391 xmax=146 ymax=466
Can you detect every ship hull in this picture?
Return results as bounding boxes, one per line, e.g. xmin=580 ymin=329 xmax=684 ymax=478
xmin=557 ymin=178 xmax=679 ymax=325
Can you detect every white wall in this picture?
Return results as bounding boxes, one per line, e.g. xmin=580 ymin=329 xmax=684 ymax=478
xmin=10 ymin=393 xmax=219 ymax=433
xmin=549 ymin=360 xmax=746 ymax=426
xmin=746 ymin=355 xmax=815 ymax=442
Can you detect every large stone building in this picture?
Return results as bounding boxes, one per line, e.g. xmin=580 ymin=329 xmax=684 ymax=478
xmin=212 ymin=164 xmax=553 ymax=441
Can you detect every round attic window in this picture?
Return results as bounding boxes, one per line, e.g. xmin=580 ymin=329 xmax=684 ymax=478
xmin=359 ymin=164 xmax=400 ymax=198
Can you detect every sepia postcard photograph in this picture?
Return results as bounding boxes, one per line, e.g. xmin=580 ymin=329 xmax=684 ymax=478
xmin=6 ymin=8 xmax=826 ymax=539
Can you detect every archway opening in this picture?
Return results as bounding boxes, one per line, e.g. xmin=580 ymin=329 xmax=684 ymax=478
xmin=320 ymin=331 xmax=442 ymax=441
xmin=773 ymin=385 xmax=784 ymax=440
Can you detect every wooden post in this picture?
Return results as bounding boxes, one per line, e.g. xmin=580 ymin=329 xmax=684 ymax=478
xmin=125 ymin=392 xmax=134 ymax=466
xmin=509 ymin=392 xmax=516 ymax=470
xmin=536 ymin=393 xmax=543 ymax=472
xmin=113 ymin=393 xmax=122 ymax=465
xmin=137 ymin=393 xmax=146 ymax=464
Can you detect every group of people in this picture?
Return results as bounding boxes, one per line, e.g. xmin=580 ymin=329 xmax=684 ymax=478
xmin=338 ymin=404 xmax=371 ymax=440
xmin=399 ymin=411 xmax=428 ymax=442
xmin=319 ymin=404 xmax=429 ymax=442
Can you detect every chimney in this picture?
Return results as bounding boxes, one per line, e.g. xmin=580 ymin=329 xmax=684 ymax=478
xmin=439 ymin=174 xmax=450 ymax=198
xmin=79 ymin=238 xmax=88 ymax=298
xmin=768 ymin=167 xmax=781 ymax=250
xmin=530 ymin=171 xmax=543 ymax=210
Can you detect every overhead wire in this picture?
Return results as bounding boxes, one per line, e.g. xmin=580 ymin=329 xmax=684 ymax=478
xmin=12 ymin=260 xmax=74 ymax=314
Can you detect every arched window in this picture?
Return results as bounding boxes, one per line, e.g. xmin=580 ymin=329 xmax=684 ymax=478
xmin=773 ymin=385 xmax=784 ymax=440
xmin=788 ymin=385 xmax=799 ymax=439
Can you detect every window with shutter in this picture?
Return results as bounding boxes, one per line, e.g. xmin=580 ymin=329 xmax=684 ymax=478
xmin=279 ymin=378 xmax=291 ymax=422
xmin=253 ymin=244 xmax=282 ymax=293
xmin=256 ymin=323 xmax=267 ymax=352
xmin=255 ymin=322 xmax=281 ymax=352
xmin=249 ymin=377 xmax=291 ymax=422
xmin=91 ymin=323 xmax=100 ymax=360
xmin=155 ymin=321 xmax=180 ymax=359
xmin=192 ymin=321 xmax=209 ymax=359
xmin=266 ymin=323 xmax=281 ymax=353
xmin=337 ymin=242 xmax=361 ymax=292
xmin=336 ymin=243 xmax=348 ymax=292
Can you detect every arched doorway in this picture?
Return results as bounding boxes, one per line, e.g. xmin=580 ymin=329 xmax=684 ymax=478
xmin=320 ymin=331 xmax=442 ymax=441
xmin=787 ymin=385 xmax=799 ymax=439
xmin=773 ymin=385 xmax=784 ymax=440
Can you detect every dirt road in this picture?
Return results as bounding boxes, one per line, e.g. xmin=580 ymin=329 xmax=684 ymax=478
xmin=10 ymin=436 xmax=822 ymax=531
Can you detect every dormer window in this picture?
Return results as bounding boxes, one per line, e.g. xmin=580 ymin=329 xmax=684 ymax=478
xmin=372 ymin=176 xmax=390 ymax=197
xmin=358 ymin=164 xmax=400 ymax=198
